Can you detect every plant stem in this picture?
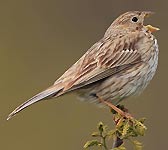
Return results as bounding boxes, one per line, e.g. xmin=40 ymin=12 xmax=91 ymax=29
xmin=102 ymin=136 xmax=108 ymax=150
xmin=100 ymin=131 xmax=108 ymax=150
xmin=112 ymin=136 xmax=123 ymax=149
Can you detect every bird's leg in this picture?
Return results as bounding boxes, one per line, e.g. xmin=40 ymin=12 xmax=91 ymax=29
xmin=97 ymin=96 xmax=133 ymax=119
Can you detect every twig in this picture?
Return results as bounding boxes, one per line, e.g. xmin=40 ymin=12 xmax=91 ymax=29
xmin=112 ymin=136 xmax=123 ymax=149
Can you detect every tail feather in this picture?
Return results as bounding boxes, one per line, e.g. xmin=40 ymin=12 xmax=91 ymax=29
xmin=7 ymin=86 xmax=63 ymax=120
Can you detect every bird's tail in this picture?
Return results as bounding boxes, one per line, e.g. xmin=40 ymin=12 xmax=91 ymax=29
xmin=7 ymin=84 xmax=63 ymax=120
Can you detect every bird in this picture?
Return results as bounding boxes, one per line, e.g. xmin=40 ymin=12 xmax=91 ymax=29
xmin=7 ymin=11 xmax=159 ymax=120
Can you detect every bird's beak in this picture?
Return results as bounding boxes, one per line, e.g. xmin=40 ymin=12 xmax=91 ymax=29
xmin=145 ymin=25 xmax=160 ymax=33
xmin=143 ymin=11 xmax=160 ymax=33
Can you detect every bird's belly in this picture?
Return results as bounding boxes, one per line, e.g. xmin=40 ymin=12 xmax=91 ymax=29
xmin=76 ymin=56 xmax=158 ymax=105
xmin=76 ymin=38 xmax=159 ymax=105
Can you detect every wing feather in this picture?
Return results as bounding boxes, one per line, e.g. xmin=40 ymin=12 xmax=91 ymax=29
xmin=7 ymin=32 xmax=143 ymax=119
xmin=55 ymin=32 xmax=142 ymax=92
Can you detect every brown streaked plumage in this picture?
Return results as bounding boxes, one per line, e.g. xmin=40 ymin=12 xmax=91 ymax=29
xmin=7 ymin=11 xmax=159 ymax=120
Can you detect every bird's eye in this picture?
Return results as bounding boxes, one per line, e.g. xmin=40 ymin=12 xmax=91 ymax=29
xmin=131 ymin=17 xmax=138 ymax=22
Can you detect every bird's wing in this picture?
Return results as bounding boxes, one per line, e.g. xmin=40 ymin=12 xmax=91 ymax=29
xmin=7 ymin=32 xmax=143 ymax=120
xmin=55 ymin=31 xmax=142 ymax=92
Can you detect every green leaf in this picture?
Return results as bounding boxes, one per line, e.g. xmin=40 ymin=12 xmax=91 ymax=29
xmin=84 ymin=107 xmax=147 ymax=150
xmin=107 ymin=129 xmax=116 ymax=138
xmin=83 ymin=140 xmax=102 ymax=149
xmin=138 ymin=118 xmax=146 ymax=124
xmin=122 ymin=121 xmax=130 ymax=138
xmin=116 ymin=117 xmax=125 ymax=129
xmin=91 ymin=132 xmax=100 ymax=137
xmin=132 ymin=140 xmax=143 ymax=150
xmin=98 ymin=122 xmax=104 ymax=133
xmin=112 ymin=145 xmax=126 ymax=150
xmin=134 ymin=120 xmax=147 ymax=136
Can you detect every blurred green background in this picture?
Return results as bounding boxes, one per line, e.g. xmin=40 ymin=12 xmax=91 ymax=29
xmin=0 ymin=0 xmax=167 ymax=149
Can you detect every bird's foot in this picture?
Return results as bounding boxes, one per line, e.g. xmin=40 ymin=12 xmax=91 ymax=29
xmin=113 ymin=104 xmax=133 ymax=120
xmin=98 ymin=96 xmax=133 ymax=120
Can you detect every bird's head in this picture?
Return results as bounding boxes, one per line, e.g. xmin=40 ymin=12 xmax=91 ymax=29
xmin=111 ymin=11 xmax=159 ymax=33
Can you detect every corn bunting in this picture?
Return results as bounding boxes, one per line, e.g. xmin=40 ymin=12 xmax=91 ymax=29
xmin=7 ymin=11 xmax=159 ymax=120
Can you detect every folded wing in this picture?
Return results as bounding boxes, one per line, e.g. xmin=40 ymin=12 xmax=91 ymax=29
xmin=7 ymin=32 xmax=142 ymax=120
